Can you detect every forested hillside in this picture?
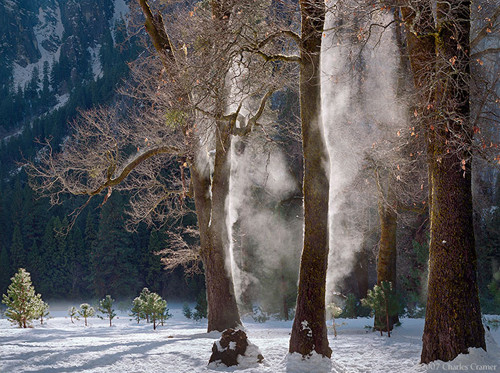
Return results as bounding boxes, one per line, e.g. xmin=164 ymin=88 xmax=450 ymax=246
xmin=0 ymin=0 xmax=204 ymax=301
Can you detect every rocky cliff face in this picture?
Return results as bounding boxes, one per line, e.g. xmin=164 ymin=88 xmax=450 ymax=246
xmin=0 ymin=0 xmax=129 ymax=93
xmin=0 ymin=0 xmax=131 ymax=141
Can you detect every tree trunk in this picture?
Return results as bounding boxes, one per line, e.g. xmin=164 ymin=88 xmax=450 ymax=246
xmin=289 ymin=0 xmax=331 ymax=358
xmin=375 ymin=177 xmax=399 ymax=330
xmin=353 ymin=246 xmax=369 ymax=299
xmin=137 ymin=0 xmax=242 ymax=333
xmin=400 ymin=0 xmax=486 ymax=363
xmin=191 ymin=156 xmax=241 ymax=332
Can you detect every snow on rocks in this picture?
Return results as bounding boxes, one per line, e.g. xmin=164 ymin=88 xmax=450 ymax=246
xmin=208 ymin=328 xmax=264 ymax=368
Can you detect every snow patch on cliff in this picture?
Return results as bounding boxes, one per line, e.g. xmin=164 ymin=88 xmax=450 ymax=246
xmin=12 ymin=3 xmax=64 ymax=91
xmin=88 ymin=44 xmax=103 ymax=81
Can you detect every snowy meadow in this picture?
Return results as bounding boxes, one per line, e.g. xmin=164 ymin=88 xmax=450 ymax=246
xmin=1 ymin=304 xmax=499 ymax=373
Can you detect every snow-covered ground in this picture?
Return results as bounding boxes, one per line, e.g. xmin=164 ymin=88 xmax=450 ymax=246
xmin=1 ymin=304 xmax=499 ymax=373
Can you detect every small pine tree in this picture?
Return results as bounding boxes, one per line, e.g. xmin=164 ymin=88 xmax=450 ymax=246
xmin=130 ymin=297 xmax=143 ymax=324
xmin=326 ymin=302 xmax=343 ymax=337
xmin=36 ymin=300 xmax=50 ymax=325
xmin=97 ymin=295 xmax=116 ymax=327
xmin=182 ymin=302 xmax=192 ymax=319
xmin=78 ymin=303 xmax=95 ymax=327
xmin=143 ymin=292 xmax=165 ymax=330
xmin=138 ymin=288 xmax=152 ymax=322
xmin=2 ymin=268 xmax=42 ymax=328
xmin=361 ymin=281 xmax=400 ymax=337
xmin=193 ymin=292 xmax=207 ymax=321
xmin=68 ymin=306 xmax=79 ymax=323
xmin=488 ymin=269 xmax=500 ymax=309
xmin=342 ymin=294 xmax=358 ymax=319
xmin=159 ymin=303 xmax=172 ymax=327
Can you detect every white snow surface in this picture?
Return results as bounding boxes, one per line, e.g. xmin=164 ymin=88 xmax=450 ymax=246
xmin=1 ymin=305 xmax=499 ymax=373
xmin=88 ymin=44 xmax=103 ymax=81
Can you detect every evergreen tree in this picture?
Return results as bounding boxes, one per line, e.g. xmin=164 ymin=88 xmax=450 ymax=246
xmin=90 ymin=193 xmax=139 ymax=298
xmin=362 ymin=282 xmax=401 ymax=337
xmin=2 ymin=268 xmax=43 ymax=328
xmin=10 ymin=224 xmax=25 ymax=270
xmin=130 ymin=297 xmax=143 ymax=324
xmin=193 ymin=291 xmax=208 ymax=321
xmin=67 ymin=226 xmax=89 ymax=298
xmin=142 ymin=291 xmax=167 ymax=330
xmin=138 ymin=287 xmax=152 ymax=323
xmin=0 ymin=245 xmax=11 ymax=295
xmin=68 ymin=306 xmax=79 ymax=323
xmin=97 ymin=295 xmax=116 ymax=327
xmin=143 ymin=230 xmax=165 ymax=294
xmin=35 ymin=299 xmax=50 ymax=325
xmin=182 ymin=303 xmax=192 ymax=319
xmin=78 ymin=303 xmax=95 ymax=327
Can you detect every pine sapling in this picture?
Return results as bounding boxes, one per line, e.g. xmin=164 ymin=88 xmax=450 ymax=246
xmin=2 ymin=268 xmax=42 ymax=328
xmin=326 ymin=302 xmax=343 ymax=337
xmin=130 ymin=297 xmax=143 ymax=324
xmin=488 ymin=269 xmax=500 ymax=309
xmin=159 ymin=302 xmax=172 ymax=327
xmin=362 ymin=281 xmax=400 ymax=337
xmin=36 ymin=299 xmax=50 ymax=325
xmin=68 ymin=306 xmax=79 ymax=323
xmin=138 ymin=288 xmax=152 ymax=323
xmin=182 ymin=302 xmax=192 ymax=319
xmin=143 ymin=292 xmax=165 ymax=330
xmin=97 ymin=295 xmax=116 ymax=327
xmin=78 ymin=303 xmax=95 ymax=327
xmin=193 ymin=292 xmax=207 ymax=321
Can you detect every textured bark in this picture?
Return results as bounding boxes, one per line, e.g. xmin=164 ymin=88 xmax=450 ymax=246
xmin=289 ymin=0 xmax=331 ymax=358
xmin=137 ymin=0 xmax=241 ymax=333
xmin=191 ymin=160 xmax=241 ymax=332
xmin=375 ymin=180 xmax=399 ymax=330
xmin=401 ymin=0 xmax=486 ymax=363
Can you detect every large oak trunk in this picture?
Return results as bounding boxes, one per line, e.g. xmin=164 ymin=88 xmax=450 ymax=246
xmin=289 ymin=0 xmax=331 ymax=358
xmin=420 ymin=0 xmax=485 ymax=363
xmin=400 ymin=0 xmax=486 ymax=363
xmin=191 ymin=144 xmax=241 ymax=332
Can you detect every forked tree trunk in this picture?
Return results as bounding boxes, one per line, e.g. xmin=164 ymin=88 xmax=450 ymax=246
xmin=289 ymin=0 xmax=331 ymax=358
xmin=400 ymin=0 xmax=486 ymax=363
xmin=137 ymin=0 xmax=242 ymax=333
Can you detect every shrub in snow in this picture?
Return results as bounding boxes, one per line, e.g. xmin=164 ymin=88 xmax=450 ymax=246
xmin=326 ymin=302 xmax=343 ymax=337
xmin=251 ymin=306 xmax=269 ymax=323
xmin=97 ymin=295 xmax=116 ymax=327
xmin=488 ymin=268 xmax=500 ymax=309
xmin=2 ymin=268 xmax=44 ymax=328
xmin=192 ymin=292 xmax=207 ymax=321
xmin=159 ymin=305 xmax=172 ymax=327
xmin=361 ymin=281 xmax=400 ymax=337
xmin=182 ymin=302 xmax=192 ymax=319
xmin=78 ymin=303 xmax=95 ymax=326
xmin=68 ymin=306 xmax=79 ymax=323
xmin=36 ymin=300 xmax=50 ymax=325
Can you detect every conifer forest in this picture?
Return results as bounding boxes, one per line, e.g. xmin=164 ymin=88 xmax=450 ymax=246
xmin=0 ymin=0 xmax=499 ymax=372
